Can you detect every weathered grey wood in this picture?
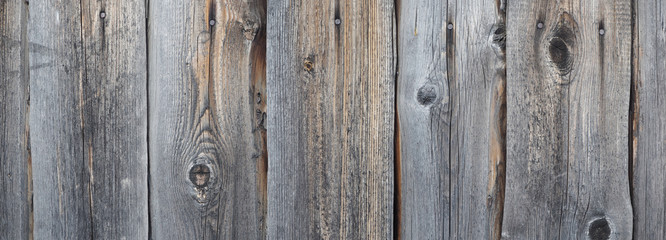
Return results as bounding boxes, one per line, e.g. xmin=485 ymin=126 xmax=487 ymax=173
xmin=266 ymin=0 xmax=395 ymax=239
xmin=29 ymin=0 xmax=148 ymax=238
xmin=503 ymin=0 xmax=633 ymax=239
xmin=148 ymin=0 xmax=267 ymax=238
xmin=0 ymin=1 xmax=31 ymax=239
xmin=631 ymin=0 xmax=666 ymax=239
xmin=80 ymin=0 xmax=149 ymax=238
xmin=397 ymin=0 xmax=506 ymax=239
xmin=29 ymin=0 xmax=92 ymax=238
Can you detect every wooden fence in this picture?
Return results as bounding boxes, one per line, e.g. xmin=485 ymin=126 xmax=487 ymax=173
xmin=1 ymin=0 xmax=663 ymax=239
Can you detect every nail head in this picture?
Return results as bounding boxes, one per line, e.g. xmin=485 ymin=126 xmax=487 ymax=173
xmin=537 ymin=22 xmax=544 ymax=29
xmin=334 ymin=19 xmax=341 ymax=25
xmin=447 ymin=23 xmax=453 ymax=30
xmin=599 ymin=28 xmax=605 ymax=35
xmin=100 ymin=11 xmax=106 ymax=19
xmin=209 ymin=19 xmax=216 ymax=26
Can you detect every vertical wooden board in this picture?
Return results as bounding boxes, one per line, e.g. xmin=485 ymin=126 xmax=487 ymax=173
xmin=397 ymin=0 xmax=506 ymax=239
xmin=29 ymin=0 xmax=92 ymax=239
xmin=503 ymin=0 xmax=632 ymax=239
xmin=148 ymin=0 xmax=267 ymax=238
xmin=0 ymin=1 xmax=31 ymax=239
xmin=266 ymin=0 xmax=395 ymax=239
xmin=80 ymin=0 xmax=148 ymax=238
xmin=444 ymin=1 xmax=508 ymax=239
xmin=631 ymin=0 xmax=666 ymax=239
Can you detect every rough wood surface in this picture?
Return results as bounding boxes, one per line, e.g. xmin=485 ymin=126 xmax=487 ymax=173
xmin=631 ymin=0 xmax=666 ymax=239
xmin=503 ymin=0 xmax=633 ymax=239
xmin=29 ymin=0 xmax=148 ymax=238
xmin=0 ymin=1 xmax=31 ymax=239
xmin=80 ymin=0 xmax=149 ymax=238
xmin=148 ymin=0 xmax=267 ymax=238
xmin=266 ymin=0 xmax=396 ymax=238
xmin=397 ymin=0 xmax=506 ymax=239
xmin=29 ymin=0 xmax=92 ymax=238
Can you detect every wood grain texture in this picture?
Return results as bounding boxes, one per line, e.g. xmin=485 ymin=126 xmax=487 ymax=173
xmin=148 ymin=0 xmax=267 ymax=238
xmin=80 ymin=0 xmax=149 ymax=238
xmin=266 ymin=0 xmax=395 ymax=238
xmin=503 ymin=0 xmax=633 ymax=239
xmin=631 ymin=0 xmax=666 ymax=239
xmin=397 ymin=0 xmax=506 ymax=239
xmin=29 ymin=0 xmax=92 ymax=238
xmin=30 ymin=0 xmax=148 ymax=238
xmin=0 ymin=1 xmax=32 ymax=239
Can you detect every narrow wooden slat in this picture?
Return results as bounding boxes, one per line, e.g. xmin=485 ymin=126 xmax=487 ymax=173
xmin=0 ymin=1 xmax=31 ymax=239
xmin=29 ymin=0 xmax=148 ymax=238
xmin=397 ymin=0 xmax=506 ymax=239
xmin=148 ymin=0 xmax=267 ymax=238
xmin=266 ymin=0 xmax=395 ymax=238
xmin=80 ymin=0 xmax=149 ymax=238
xmin=503 ymin=0 xmax=633 ymax=239
xmin=29 ymin=0 xmax=91 ymax=238
xmin=631 ymin=0 xmax=666 ymax=239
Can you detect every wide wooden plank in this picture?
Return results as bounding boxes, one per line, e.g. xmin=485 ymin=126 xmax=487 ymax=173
xmin=148 ymin=0 xmax=267 ymax=238
xmin=29 ymin=0 xmax=92 ymax=238
xmin=79 ymin=0 xmax=149 ymax=238
xmin=0 ymin=1 xmax=31 ymax=239
xmin=266 ymin=0 xmax=395 ymax=238
xmin=503 ymin=0 xmax=632 ymax=239
xmin=397 ymin=0 xmax=506 ymax=239
xmin=631 ymin=0 xmax=666 ymax=239
xmin=30 ymin=0 xmax=148 ymax=238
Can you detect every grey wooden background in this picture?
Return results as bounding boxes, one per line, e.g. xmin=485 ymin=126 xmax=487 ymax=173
xmin=1 ymin=0 xmax=663 ymax=239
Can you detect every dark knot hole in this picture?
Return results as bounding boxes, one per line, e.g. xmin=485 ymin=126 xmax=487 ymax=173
xmin=548 ymin=37 xmax=572 ymax=75
xmin=417 ymin=84 xmax=438 ymax=106
xmin=189 ymin=164 xmax=211 ymax=187
xmin=588 ymin=218 xmax=611 ymax=240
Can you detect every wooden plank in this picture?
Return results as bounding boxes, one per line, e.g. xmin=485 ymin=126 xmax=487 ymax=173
xmin=79 ymin=0 xmax=149 ymax=238
xmin=396 ymin=0 xmax=506 ymax=239
xmin=29 ymin=0 xmax=92 ymax=238
xmin=266 ymin=0 xmax=395 ymax=238
xmin=30 ymin=0 xmax=148 ymax=238
xmin=0 ymin=1 xmax=31 ymax=239
xmin=631 ymin=0 xmax=666 ymax=239
xmin=148 ymin=0 xmax=267 ymax=238
xmin=503 ymin=0 xmax=633 ymax=239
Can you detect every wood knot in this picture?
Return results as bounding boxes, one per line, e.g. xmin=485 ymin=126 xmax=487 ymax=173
xmin=303 ymin=60 xmax=314 ymax=72
xmin=189 ymin=164 xmax=211 ymax=187
xmin=588 ymin=218 xmax=611 ymax=240
xmin=243 ymin=20 xmax=260 ymax=40
xmin=546 ymin=12 xmax=578 ymax=79
xmin=417 ymin=84 xmax=438 ymax=106
xmin=490 ymin=23 xmax=506 ymax=53
xmin=548 ymin=37 xmax=571 ymax=73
